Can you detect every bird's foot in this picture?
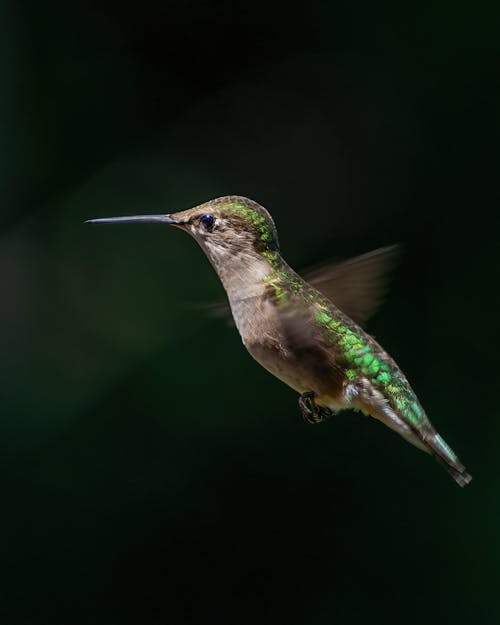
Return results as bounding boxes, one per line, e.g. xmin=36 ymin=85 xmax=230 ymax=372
xmin=298 ymin=391 xmax=333 ymax=424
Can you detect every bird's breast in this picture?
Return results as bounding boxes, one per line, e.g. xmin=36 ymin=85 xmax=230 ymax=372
xmin=230 ymin=297 xmax=346 ymax=403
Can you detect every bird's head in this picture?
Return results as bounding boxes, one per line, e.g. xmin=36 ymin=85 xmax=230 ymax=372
xmin=87 ymin=196 xmax=281 ymax=272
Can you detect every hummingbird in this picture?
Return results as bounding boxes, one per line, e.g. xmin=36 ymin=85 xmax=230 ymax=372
xmin=87 ymin=195 xmax=471 ymax=486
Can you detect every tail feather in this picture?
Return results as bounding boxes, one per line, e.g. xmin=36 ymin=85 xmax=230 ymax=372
xmin=425 ymin=432 xmax=472 ymax=487
xmin=355 ymin=392 xmax=472 ymax=486
xmin=440 ymin=461 xmax=472 ymax=488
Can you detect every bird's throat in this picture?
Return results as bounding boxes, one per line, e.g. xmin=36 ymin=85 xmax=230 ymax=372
xmin=211 ymin=249 xmax=277 ymax=303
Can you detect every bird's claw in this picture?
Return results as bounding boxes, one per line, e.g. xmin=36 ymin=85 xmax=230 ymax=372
xmin=298 ymin=391 xmax=333 ymax=424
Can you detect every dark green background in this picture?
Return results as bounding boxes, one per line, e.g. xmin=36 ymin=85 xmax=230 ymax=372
xmin=1 ymin=1 xmax=498 ymax=623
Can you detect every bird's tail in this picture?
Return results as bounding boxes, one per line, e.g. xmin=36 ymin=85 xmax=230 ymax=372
xmin=356 ymin=395 xmax=472 ymax=486
xmin=424 ymin=430 xmax=472 ymax=487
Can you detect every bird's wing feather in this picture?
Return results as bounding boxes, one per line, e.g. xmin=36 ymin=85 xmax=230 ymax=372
xmin=206 ymin=245 xmax=400 ymax=327
xmin=301 ymin=245 xmax=400 ymax=326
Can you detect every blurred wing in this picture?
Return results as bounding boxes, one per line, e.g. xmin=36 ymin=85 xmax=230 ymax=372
xmin=206 ymin=245 xmax=400 ymax=327
xmin=302 ymin=245 xmax=400 ymax=325
xmin=200 ymin=300 xmax=234 ymax=326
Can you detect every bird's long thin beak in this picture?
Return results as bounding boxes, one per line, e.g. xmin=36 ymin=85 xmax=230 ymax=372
xmin=85 ymin=214 xmax=184 ymax=225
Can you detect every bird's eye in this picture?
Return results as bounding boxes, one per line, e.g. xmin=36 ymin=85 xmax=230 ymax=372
xmin=200 ymin=214 xmax=215 ymax=231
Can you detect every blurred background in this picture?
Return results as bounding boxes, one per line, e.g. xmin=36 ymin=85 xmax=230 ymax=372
xmin=1 ymin=1 xmax=498 ymax=623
